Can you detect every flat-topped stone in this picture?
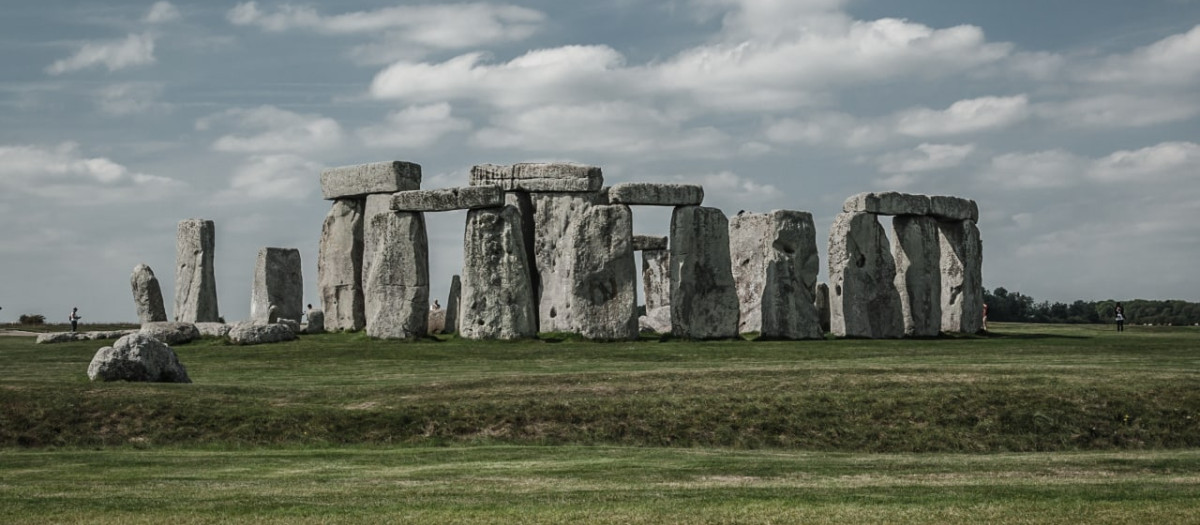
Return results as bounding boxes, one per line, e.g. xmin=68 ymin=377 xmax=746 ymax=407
xmin=843 ymin=192 xmax=931 ymax=216
xmin=470 ymin=163 xmax=603 ymax=192
xmin=390 ymin=186 xmax=504 ymax=212
xmin=632 ymin=235 xmax=668 ymax=251
xmin=929 ymin=196 xmax=980 ymax=222
xmin=608 ymin=183 xmax=703 ymax=206
xmin=321 ymin=161 xmax=421 ymax=200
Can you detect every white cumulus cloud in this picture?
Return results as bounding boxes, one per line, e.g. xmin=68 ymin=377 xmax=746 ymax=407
xmin=0 ymin=142 xmax=184 ymax=203
xmin=214 ymin=154 xmax=321 ymax=203
xmin=46 ymin=33 xmax=156 ymax=75
xmin=1086 ymin=24 xmax=1200 ymax=86
xmin=1088 ymin=142 xmax=1199 ymax=183
xmin=144 ymin=1 xmax=181 ymax=24
xmin=895 ymin=95 xmax=1030 ymax=137
xmin=198 ymin=105 xmax=343 ymax=153
xmin=95 ymin=83 xmax=171 ymax=116
xmin=876 ymin=143 xmax=975 ymax=173
xmin=357 ymin=103 xmax=471 ymax=149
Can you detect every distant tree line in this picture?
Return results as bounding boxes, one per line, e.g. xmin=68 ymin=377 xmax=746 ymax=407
xmin=983 ymin=287 xmax=1200 ymax=326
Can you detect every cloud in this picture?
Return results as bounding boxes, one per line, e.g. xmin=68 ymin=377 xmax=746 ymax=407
xmin=227 ymin=2 xmax=543 ymax=62
xmin=1038 ymin=94 xmax=1200 ymax=128
xmin=198 ymin=106 xmax=343 ymax=153
xmin=46 ymin=33 xmax=156 ymax=75
xmin=214 ymin=154 xmax=322 ymax=203
xmin=1088 ymin=142 xmax=1199 ymax=183
xmin=980 ymin=149 xmax=1086 ymax=190
xmin=980 ymin=141 xmax=1199 ymax=190
xmin=1086 ymin=24 xmax=1200 ymax=86
xmin=357 ymin=103 xmax=471 ymax=149
xmin=95 ymin=83 xmax=171 ymax=116
xmin=0 ymin=142 xmax=185 ymax=203
xmin=764 ymin=112 xmax=889 ymax=148
xmin=144 ymin=1 xmax=181 ymax=24
xmin=895 ymin=95 xmax=1030 ymax=137
xmin=876 ymin=143 xmax=975 ymax=173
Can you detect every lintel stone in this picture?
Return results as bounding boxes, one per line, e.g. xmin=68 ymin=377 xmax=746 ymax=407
xmin=390 ymin=186 xmax=504 ymax=212
xmin=929 ymin=195 xmax=980 ymax=222
xmin=321 ymin=161 xmax=421 ymax=200
xmin=843 ymin=192 xmax=930 ymax=216
xmin=632 ymin=235 xmax=668 ymax=251
xmin=608 ymin=183 xmax=703 ymax=206
xmin=470 ymin=163 xmax=603 ymax=192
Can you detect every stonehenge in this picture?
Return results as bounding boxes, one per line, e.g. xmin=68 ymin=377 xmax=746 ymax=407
xmin=635 ymin=236 xmax=671 ymax=334
xmin=318 ymin=199 xmax=365 ymax=331
xmin=174 ymin=219 xmax=219 ymax=323
xmin=250 ymin=247 xmax=303 ymax=324
xmin=130 ymin=263 xmax=167 ymax=324
xmin=670 ymin=206 xmax=740 ymax=339
xmin=459 ymin=206 xmax=537 ymax=340
xmin=362 ymin=211 xmax=429 ymax=339
xmin=730 ymin=210 xmax=823 ymax=340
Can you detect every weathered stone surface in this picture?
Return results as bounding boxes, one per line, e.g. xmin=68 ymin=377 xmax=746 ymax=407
xmin=608 ymin=183 xmax=704 ymax=206
xmin=428 ymin=307 xmax=446 ymax=334
xmin=729 ymin=210 xmax=822 ymax=339
xmin=460 ymin=206 xmax=537 ymax=340
xmin=87 ymin=333 xmax=191 ymax=383
xmin=563 ymin=204 xmax=638 ymax=340
xmin=444 ymin=275 xmax=461 ymax=333
xmin=843 ymin=192 xmax=931 ymax=216
xmin=929 ymin=196 xmax=980 ymax=222
xmin=827 ymin=212 xmax=904 ymax=338
xmin=195 ymin=322 xmax=230 ymax=338
xmin=130 ymin=264 xmax=167 ymax=323
xmin=670 ymin=206 xmax=740 ymax=339
xmin=641 ymin=249 xmax=671 ymax=333
xmin=37 ymin=330 xmax=136 ymax=344
xmin=227 ymin=321 xmax=296 ymax=345
xmin=632 ymin=235 xmax=668 ymax=252
xmin=303 ymin=310 xmax=324 ymax=334
xmin=319 ymin=199 xmax=365 ymax=331
xmin=892 ymin=215 xmax=942 ymax=337
xmin=174 ymin=219 xmax=220 ymax=323
xmin=140 ymin=322 xmax=201 ymax=345
xmin=504 ymin=191 xmax=539 ymax=319
xmin=530 ymin=192 xmax=604 ymax=333
xmin=939 ymin=220 xmax=984 ymax=333
xmin=250 ymin=248 xmax=303 ymax=325
xmin=321 ymin=161 xmax=421 ymax=200
xmin=391 ymin=186 xmax=504 ymax=212
xmin=363 ymin=210 xmax=429 ymax=340
xmin=470 ymin=163 xmax=603 ymax=192
xmin=83 ymin=330 xmax=138 ymax=341
xmin=815 ymin=282 xmax=831 ymax=333
xmin=638 ymin=307 xmax=671 ymax=334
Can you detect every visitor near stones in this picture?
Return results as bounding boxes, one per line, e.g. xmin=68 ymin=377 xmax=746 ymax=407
xmin=68 ymin=307 xmax=81 ymax=332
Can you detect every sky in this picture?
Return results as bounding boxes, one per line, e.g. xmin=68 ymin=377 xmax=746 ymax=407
xmin=2 ymin=0 xmax=1198 ymax=323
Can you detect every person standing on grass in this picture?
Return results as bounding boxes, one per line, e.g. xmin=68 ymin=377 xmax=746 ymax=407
xmin=68 ymin=307 xmax=81 ymax=332
xmin=1115 ymin=303 xmax=1125 ymax=332
xmin=982 ymin=303 xmax=988 ymax=331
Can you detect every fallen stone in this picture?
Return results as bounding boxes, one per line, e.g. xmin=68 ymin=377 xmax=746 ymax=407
xmin=227 ymin=321 xmax=297 ymax=345
xmin=460 ymin=206 xmax=537 ymax=340
xmin=892 ymin=215 xmax=942 ymax=337
xmin=827 ymin=212 xmax=904 ymax=338
xmin=563 ymin=204 xmax=638 ymax=340
xmin=815 ymin=282 xmax=831 ymax=334
xmin=929 ymin=196 xmax=980 ymax=222
xmin=428 ymin=307 xmax=446 ymax=334
xmin=608 ymin=183 xmax=704 ymax=206
xmin=174 ymin=219 xmax=220 ymax=323
xmin=87 ymin=332 xmax=191 ymax=383
xmin=318 ymin=199 xmax=366 ymax=331
xmin=140 ymin=322 xmax=201 ymax=345
xmin=843 ymin=192 xmax=931 ymax=216
xmin=938 ymin=220 xmax=984 ymax=333
xmin=130 ymin=264 xmax=167 ymax=323
xmin=470 ymin=163 xmax=603 ymax=192
xmin=670 ymin=206 xmax=740 ymax=339
xmin=195 ymin=322 xmax=230 ymax=338
xmin=445 ymin=275 xmax=461 ymax=333
xmin=36 ymin=331 xmax=136 ymax=344
xmin=250 ymin=247 xmax=304 ymax=325
xmin=638 ymin=307 xmax=671 ymax=334
xmin=391 ymin=186 xmax=504 ymax=212
xmin=363 ymin=210 xmax=429 ymax=339
xmin=84 ymin=330 xmax=138 ymax=341
xmin=632 ymin=235 xmax=668 ymax=252
xmin=729 ymin=210 xmax=822 ymax=340
xmin=304 ymin=310 xmax=325 ymax=334
xmin=321 ymin=161 xmax=421 ymax=200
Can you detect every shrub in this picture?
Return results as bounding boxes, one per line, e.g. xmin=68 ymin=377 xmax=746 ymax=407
xmin=18 ymin=314 xmax=46 ymax=325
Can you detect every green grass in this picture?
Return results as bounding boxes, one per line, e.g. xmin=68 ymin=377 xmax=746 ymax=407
xmin=2 ymin=323 xmax=1199 ymax=522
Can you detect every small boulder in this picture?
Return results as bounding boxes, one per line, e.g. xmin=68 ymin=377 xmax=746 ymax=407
xmin=304 ymin=310 xmax=325 ymax=334
xmin=194 ymin=322 xmax=231 ymax=338
xmin=227 ymin=321 xmax=297 ymax=345
xmin=140 ymin=322 xmax=201 ymax=345
xmin=36 ymin=332 xmax=85 ymax=344
xmin=87 ymin=332 xmax=191 ymax=383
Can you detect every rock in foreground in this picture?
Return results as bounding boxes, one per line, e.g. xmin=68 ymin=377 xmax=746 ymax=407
xmin=87 ymin=332 xmax=191 ymax=383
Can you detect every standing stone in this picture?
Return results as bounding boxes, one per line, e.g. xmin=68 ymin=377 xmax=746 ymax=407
xmin=460 ymin=206 xmax=537 ymax=340
xmin=814 ymin=282 xmax=831 ymax=333
xmin=939 ymin=220 xmax=984 ymax=333
xmin=564 ymin=204 xmax=638 ymax=340
xmin=174 ymin=219 xmax=219 ymax=323
xmin=670 ymin=206 xmax=739 ymax=339
xmin=529 ymin=192 xmax=604 ymax=333
xmin=428 ymin=306 xmax=446 ymax=334
xmin=130 ymin=263 xmax=167 ymax=323
xmin=639 ymin=249 xmax=671 ymax=333
xmin=893 ymin=216 xmax=942 ymax=337
xmin=729 ymin=210 xmax=822 ymax=340
xmin=250 ymin=248 xmax=303 ymax=324
xmin=445 ymin=275 xmax=461 ymax=333
xmin=827 ymin=212 xmax=904 ymax=338
xmin=304 ymin=309 xmax=325 ymax=334
xmin=362 ymin=210 xmax=429 ymax=339
xmin=318 ymin=199 xmax=365 ymax=331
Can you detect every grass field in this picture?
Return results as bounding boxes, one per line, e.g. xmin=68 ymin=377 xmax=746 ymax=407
xmin=2 ymin=323 xmax=1198 ymax=523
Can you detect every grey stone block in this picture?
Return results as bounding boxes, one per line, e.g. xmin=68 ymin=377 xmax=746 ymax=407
xmin=390 ymin=186 xmax=504 ymax=212
xmin=828 ymin=212 xmax=904 ymax=338
xmin=470 ymin=163 xmax=603 ymax=192
xmin=130 ymin=263 xmax=167 ymax=324
xmin=893 ymin=215 xmax=942 ymax=337
xmin=929 ymin=196 xmax=980 ymax=222
xmin=632 ymin=235 xmax=668 ymax=251
xmin=670 ymin=206 xmax=739 ymax=339
xmin=174 ymin=219 xmax=220 ymax=323
xmin=608 ymin=183 xmax=704 ymax=206
xmin=250 ymin=247 xmax=303 ymax=325
xmin=321 ymin=161 xmax=421 ymax=200
xmin=843 ymin=192 xmax=931 ymax=216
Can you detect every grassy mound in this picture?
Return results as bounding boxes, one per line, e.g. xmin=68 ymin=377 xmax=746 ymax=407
xmin=2 ymin=323 xmax=1197 ymax=451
